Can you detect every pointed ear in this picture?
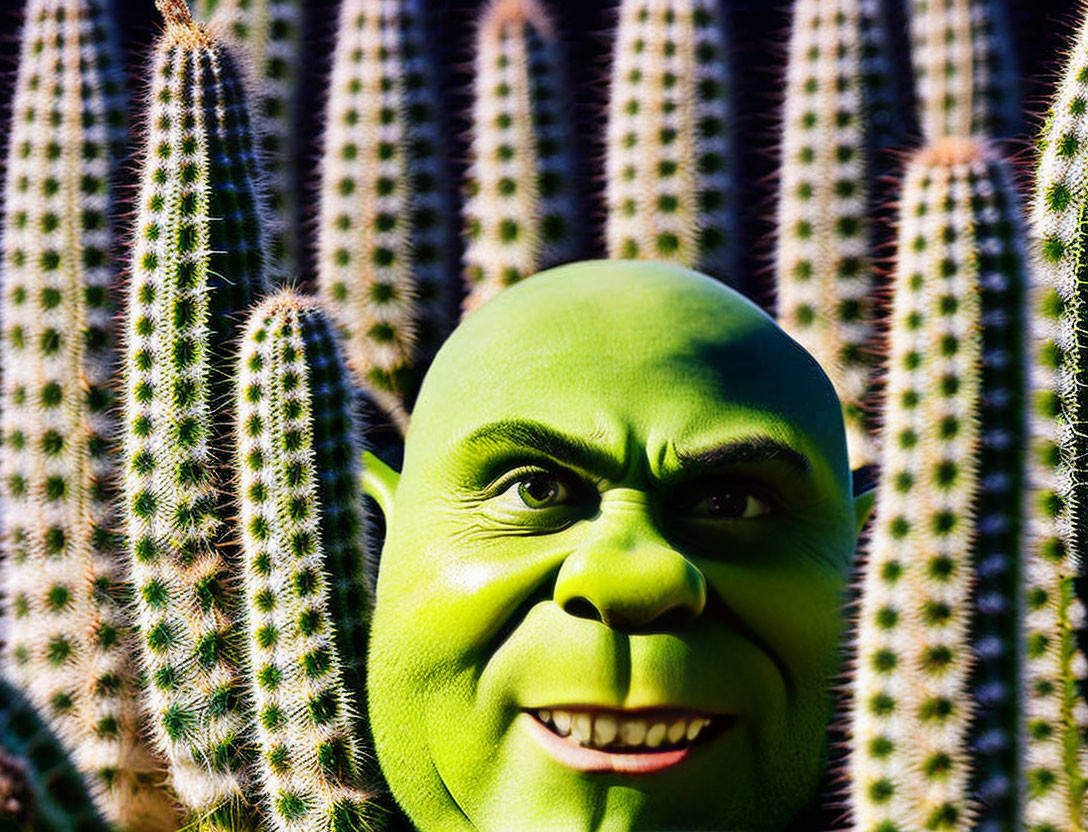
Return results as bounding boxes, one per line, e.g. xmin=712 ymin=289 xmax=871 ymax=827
xmin=853 ymin=485 xmax=876 ymax=537
xmin=362 ymin=450 xmax=400 ymax=526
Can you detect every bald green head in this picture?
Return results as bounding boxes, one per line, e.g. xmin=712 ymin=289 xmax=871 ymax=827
xmin=365 ymin=260 xmax=874 ymax=831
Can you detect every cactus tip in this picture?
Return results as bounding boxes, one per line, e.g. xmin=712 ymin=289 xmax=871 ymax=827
xmin=155 ymin=0 xmax=212 ymax=44
xmin=155 ymin=0 xmax=192 ymax=26
xmin=915 ymin=135 xmax=985 ymax=168
xmin=481 ymin=0 xmax=555 ymax=39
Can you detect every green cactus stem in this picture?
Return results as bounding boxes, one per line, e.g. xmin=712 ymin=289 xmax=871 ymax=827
xmin=204 ymin=0 xmax=305 ymax=280
xmin=605 ymin=0 xmax=737 ymax=282
xmin=461 ymin=0 xmax=584 ymax=316
xmin=236 ymin=290 xmax=379 ymax=832
xmin=318 ymin=0 xmax=456 ymax=434
xmin=851 ymin=137 xmax=1013 ymax=831
xmin=0 ymin=2 xmax=178 ymax=828
xmin=1022 ymin=8 xmax=1088 ymax=827
xmin=908 ymin=0 xmax=1020 ymax=141
xmin=774 ymin=0 xmax=880 ymax=470
xmin=0 ymin=676 xmax=111 ymax=832
xmin=121 ymin=1 xmax=269 ymax=826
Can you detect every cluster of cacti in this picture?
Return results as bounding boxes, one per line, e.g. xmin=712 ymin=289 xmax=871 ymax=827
xmin=236 ymin=290 xmax=377 ymax=832
xmin=1 ymin=0 xmax=1088 ymax=830
xmin=121 ymin=1 xmax=268 ymax=825
xmin=0 ymin=1 xmax=178 ymax=828
xmin=842 ymin=0 xmax=1074 ymax=827
xmin=605 ymin=0 xmax=736 ymax=282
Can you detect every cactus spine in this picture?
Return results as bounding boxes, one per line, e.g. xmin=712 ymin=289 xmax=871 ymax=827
xmin=121 ymin=1 xmax=268 ymax=825
xmin=0 ymin=2 xmax=178 ymax=827
xmin=0 ymin=676 xmax=110 ymax=832
xmin=237 ymin=291 xmax=377 ymax=832
xmin=1022 ymin=10 xmax=1088 ymax=827
xmin=851 ymin=138 xmax=1027 ymax=830
xmin=205 ymin=0 xmax=305 ymax=280
xmin=319 ymin=0 xmax=452 ymax=432
xmin=908 ymin=0 xmax=1020 ymax=141
xmin=775 ymin=0 xmax=879 ymax=470
xmin=461 ymin=0 xmax=583 ymax=316
xmin=605 ymin=0 xmax=736 ymax=281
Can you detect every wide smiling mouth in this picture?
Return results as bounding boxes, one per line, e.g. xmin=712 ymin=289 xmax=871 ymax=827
xmin=527 ymin=706 xmax=729 ymax=753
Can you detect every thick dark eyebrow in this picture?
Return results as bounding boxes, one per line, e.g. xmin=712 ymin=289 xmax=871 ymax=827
xmin=675 ymin=436 xmax=811 ymax=477
xmin=460 ymin=420 xmax=625 ymax=479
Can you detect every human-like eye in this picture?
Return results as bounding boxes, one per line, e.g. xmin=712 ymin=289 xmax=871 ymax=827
xmin=686 ymin=481 xmax=774 ymax=520
xmin=511 ymin=471 xmax=570 ymax=508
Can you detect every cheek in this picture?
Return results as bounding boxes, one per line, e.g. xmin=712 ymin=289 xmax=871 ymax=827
xmin=376 ymin=521 xmax=574 ymax=680
xmin=701 ymin=561 xmax=847 ymax=690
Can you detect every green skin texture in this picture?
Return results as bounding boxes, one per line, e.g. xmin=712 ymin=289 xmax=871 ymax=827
xmin=363 ymin=260 xmax=876 ymax=831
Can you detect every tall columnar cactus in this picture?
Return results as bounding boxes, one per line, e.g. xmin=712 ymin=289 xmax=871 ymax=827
xmin=236 ymin=291 xmax=378 ymax=832
xmin=0 ymin=676 xmax=109 ymax=832
xmin=461 ymin=0 xmax=584 ymax=316
xmin=774 ymin=0 xmax=880 ymax=470
xmin=850 ymin=137 xmax=1028 ymax=831
xmin=605 ymin=0 xmax=736 ymax=282
xmin=203 ymin=0 xmax=305 ymax=281
xmin=318 ymin=0 xmax=456 ymax=433
xmin=1022 ymin=9 xmax=1088 ymax=827
xmin=0 ymin=2 xmax=178 ymax=828
xmin=121 ymin=1 xmax=269 ymax=826
xmin=908 ymin=0 xmax=1020 ymax=141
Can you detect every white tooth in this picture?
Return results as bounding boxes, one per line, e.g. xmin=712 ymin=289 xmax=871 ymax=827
xmin=646 ymin=722 xmax=667 ymax=748
xmin=686 ymin=718 xmax=707 ymax=741
xmin=538 ymin=709 xmax=551 ymax=724
xmin=593 ymin=715 xmax=618 ymax=746
xmin=667 ymin=720 xmax=687 ymax=744
xmin=620 ymin=719 xmax=647 ymax=746
xmin=552 ymin=711 xmax=571 ymax=736
xmin=571 ymin=713 xmax=592 ymax=744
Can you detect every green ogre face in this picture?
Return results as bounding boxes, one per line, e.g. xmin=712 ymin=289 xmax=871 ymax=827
xmin=365 ymin=261 xmax=874 ymax=831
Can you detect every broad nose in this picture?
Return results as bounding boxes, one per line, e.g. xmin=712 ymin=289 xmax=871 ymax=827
xmin=553 ymin=490 xmax=706 ymax=633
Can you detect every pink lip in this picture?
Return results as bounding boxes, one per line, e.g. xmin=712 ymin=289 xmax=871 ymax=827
xmin=521 ymin=712 xmax=692 ymax=774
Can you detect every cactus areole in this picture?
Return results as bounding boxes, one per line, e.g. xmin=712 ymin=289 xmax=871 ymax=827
xmin=363 ymin=260 xmax=876 ymax=831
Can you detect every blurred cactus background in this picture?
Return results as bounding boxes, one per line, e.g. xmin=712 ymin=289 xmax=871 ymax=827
xmin=0 ymin=0 xmax=1086 ymax=830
